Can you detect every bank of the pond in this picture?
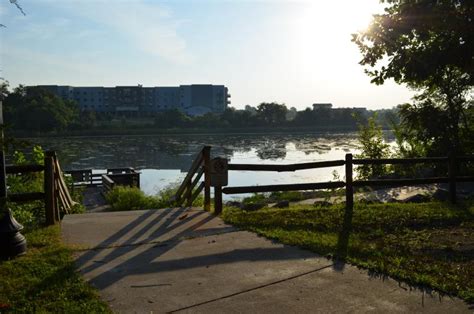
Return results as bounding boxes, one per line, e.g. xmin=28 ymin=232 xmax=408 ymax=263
xmin=221 ymin=201 xmax=474 ymax=303
xmin=9 ymin=125 xmax=368 ymax=139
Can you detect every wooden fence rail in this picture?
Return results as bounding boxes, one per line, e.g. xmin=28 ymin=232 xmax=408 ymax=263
xmin=5 ymin=151 xmax=75 ymax=226
xmin=222 ymin=153 xmax=474 ymax=211
xmin=174 ymin=147 xmax=474 ymax=215
xmin=173 ymin=146 xmax=211 ymax=210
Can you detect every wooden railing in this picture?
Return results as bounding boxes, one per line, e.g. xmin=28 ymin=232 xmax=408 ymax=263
xmin=102 ymin=172 xmax=140 ymax=193
xmin=65 ymin=167 xmax=140 ymax=195
xmin=6 ymin=151 xmax=75 ymax=226
xmin=218 ymin=153 xmax=474 ymax=213
xmin=173 ymin=146 xmax=211 ymax=210
xmin=173 ymin=146 xmax=474 ymax=215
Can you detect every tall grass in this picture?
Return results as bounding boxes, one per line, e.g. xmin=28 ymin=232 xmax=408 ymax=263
xmin=105 ymin=184 xmax=203 ymax=211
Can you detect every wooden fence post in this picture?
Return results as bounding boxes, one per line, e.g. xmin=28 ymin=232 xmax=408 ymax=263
xmin=214 ymin=186 xmax=222 ymax=215
xmin=44 ymin=153 xmax=56 ymax=225
xmin=203 ymin=146 xmax=211 ymax=211
xmin=448 ymin=152 xmax=456 ymax=204
xmin=345 ymin=153 xmax=353 ymax=211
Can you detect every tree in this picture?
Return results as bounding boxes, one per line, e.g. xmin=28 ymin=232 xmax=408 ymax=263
xmin=4 ymin=86 xmax=78 ymax=133
xmin=1 ymin=0 xmax=26 ymax=28
xmin=353 ymin=0 xmax=473 ymax=156
xmin=154 ymin=109 xmax=190 ymax=128
xmin=256 ymin=102 xmax=288 ymax=126
xmin=355 ymin=114 xmax=391 ymax=179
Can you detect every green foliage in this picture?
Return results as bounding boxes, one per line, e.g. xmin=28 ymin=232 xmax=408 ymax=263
xmin=355 ymin=114 xmax=391 ymax=179
xmin=105 ymin=184 xmax=202 ymax=211
xmin=352 ymin=0 xmax=473 ymax=88
xmin=4 ymin=86 xmax=79 ymax=133
xmin=154 ymin=109 xmax=191 ymax=128
xmin=242 ymin=193 xmax=267 ymax=205
xmin=353 ymin=0 xmax=473 ymax=157
xmin=269 ymin=191 xmax=305 ymax=202
xmin=105 ymin=186 xmax=159 ymax=211
xmin=6 ymin=145 xmax=83 ymax=228
xmin=256 ymin=102 xmax=288 ymax=125
xmin=0 ymin=226 xmax=110 ymax=312
xmin=222 ymin=201 xmax=474 ymax=303
xmin=396 ymin=74 xmax=473 ymax=156
xmin=7 ymin=146 xmax=46 ymax=229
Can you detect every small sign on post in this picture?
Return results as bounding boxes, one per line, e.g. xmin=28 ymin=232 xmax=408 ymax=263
xmin=210 ymin=157 xmax=228 ymax=215
xmin=210 ymin=157 xmax=228 ymax=187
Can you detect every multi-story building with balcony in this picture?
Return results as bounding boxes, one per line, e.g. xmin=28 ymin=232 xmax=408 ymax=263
xmin=34 ymin=84 xmax=231 ymax=116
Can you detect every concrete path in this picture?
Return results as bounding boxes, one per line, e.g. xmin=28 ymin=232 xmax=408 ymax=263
xmin=62 ymin=208 xmax=472 ymax=313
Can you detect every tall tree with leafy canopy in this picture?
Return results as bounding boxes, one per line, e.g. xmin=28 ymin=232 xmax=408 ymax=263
xmin=353 ymin=0 xmax=473 ymax=156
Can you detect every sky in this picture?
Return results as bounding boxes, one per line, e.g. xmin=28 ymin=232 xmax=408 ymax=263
xmin=0 ymin=0 xmax=414 ymax=110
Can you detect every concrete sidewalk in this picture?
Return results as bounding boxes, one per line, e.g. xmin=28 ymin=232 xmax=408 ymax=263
xmin=62 ymin=208 xmax=471 ymax=313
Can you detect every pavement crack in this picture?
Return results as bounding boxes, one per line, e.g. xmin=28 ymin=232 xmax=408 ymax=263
xmin=168 ymin=264 xmax=334 ymax=313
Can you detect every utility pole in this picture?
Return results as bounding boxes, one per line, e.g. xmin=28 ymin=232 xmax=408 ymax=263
xmin=0 ymin=100 xmax=27 ymax=259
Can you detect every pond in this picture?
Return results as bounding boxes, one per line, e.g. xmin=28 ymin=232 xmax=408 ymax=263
xmin=20 ymin=132 xmax=380 ymax=199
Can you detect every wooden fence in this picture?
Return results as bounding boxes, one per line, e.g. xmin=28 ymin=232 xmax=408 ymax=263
xmin=175 ymin=146 xmax=474 ymax=215
xmin=64 ymin=167 xmax=140 ymax=194
xmin=6 ymin=151 xmax=75 ymax=226
xmin=174 ymin=146 xmax=211 ymax=210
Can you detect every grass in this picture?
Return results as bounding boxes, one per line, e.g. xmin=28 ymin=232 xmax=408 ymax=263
xmin=0 ymin=226 xmax=110 ymax=313
xmin=240 ymin=189 xmax=346 ymax=205
xmin=222 ymin=201 xmax=474 ymax=303
xmin=105 ymin=185 xmax=203 ymax=211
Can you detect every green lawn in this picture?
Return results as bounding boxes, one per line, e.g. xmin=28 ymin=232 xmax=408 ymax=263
xmin=0 ymin=226 xmax=110 ymax=313
xmin=222 ymin=201 xmax=474 ymax=303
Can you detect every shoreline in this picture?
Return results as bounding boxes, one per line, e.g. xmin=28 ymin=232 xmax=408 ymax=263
xmin=8 ymin=125 xmax=393 ymax=139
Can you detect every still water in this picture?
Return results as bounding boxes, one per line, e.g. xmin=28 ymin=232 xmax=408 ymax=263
xmin=24 ymin=132 xmax=365 ymax=198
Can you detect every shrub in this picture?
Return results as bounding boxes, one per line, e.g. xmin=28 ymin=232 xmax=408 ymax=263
xmin=105 ymin=186 xmax=159 ymax=211
xmin=355 ymin=114 xmax=391 ymax=179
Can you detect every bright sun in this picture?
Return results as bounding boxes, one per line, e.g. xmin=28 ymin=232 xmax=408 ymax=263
xmin=296 ymin=1 xmax=377 ymax=39
xmin=290 ymin=1 xmax=380 ymax=71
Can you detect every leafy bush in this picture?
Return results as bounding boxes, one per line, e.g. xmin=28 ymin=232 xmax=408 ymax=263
xmin=269 ymin=191 xmax=305 ymax=202
xmin=105 ymin=186 xmax=159 ymax=211
xmin=105 ymin=184 xmax=204 ymax=211
xmin=355 ymin=114 xmax=391 ymax=179
xmin=7 ymin=146 xmax=46 ymax=229
xmin=242 ymin=193 xmax=267 ymax=205
xmin=4 ymin=145 xmax=84 ymax=229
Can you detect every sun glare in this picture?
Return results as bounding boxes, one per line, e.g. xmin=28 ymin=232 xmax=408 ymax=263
xmin=290 ymin=1 xmax=379 ymax=75
xmin=297 ymin=1 xmax=376 ymax=37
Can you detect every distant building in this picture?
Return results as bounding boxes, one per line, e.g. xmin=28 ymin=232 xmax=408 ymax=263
xmin=312 ymin=103 xmax=333 ymax=110
xmin=34 ymin=84 xmax=231 ymax=116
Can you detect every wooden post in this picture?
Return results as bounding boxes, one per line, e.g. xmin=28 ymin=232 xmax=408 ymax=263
xmin=214 ymin=186 xmax=222 ymax=215
xmin=44 ymin=152 xmax=56 ymax=225
xmin=336 ymin=153 xmax=354 ymax=260
xmin=186 ymin=183 xmax=193 ymax=207
xmin=448 ymin=152 xmax=456 ymax=204
xmin=203 ymin=146 xmax=211 ymax=211
xmin=345 ymin=154 xmax=353 ymax=212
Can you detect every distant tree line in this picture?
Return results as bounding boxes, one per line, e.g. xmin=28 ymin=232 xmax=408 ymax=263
xmin=152 ymin=103 xmax=397 ymax=130
xmin=0 ymin=83 xmax=398 ymax=133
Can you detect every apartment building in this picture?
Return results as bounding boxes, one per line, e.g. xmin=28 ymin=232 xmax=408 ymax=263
xmin=35 ymin=84 xmax=231 ymax=116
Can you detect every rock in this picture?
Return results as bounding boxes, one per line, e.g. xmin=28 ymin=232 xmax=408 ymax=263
xmin=271 ymin=200 xmax=290 ymax=208
xmin=402 ymin=193 xmax=431 ymax=203
xmin=359 ymin=198 xmax=379 ymax=204
xmin=241 ymin=203 xmax=265 ymax=211
xmin=431 ymin=188 xmax=450 ymax=201
xmin=225 ymin=201 xmax=242 ymax=208
xmin=313 ymin=200 xmax=332 ymax=207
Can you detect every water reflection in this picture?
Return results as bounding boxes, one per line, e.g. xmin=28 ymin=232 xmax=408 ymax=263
xmin=16 ymin=132 xmax=364 ymax=195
